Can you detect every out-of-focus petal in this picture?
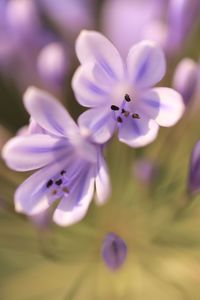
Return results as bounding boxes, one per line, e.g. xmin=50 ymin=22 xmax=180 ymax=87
xmin=189 ymin=140 xmax=200 ymax=194
xmin=37 ymin=42 xmax=69 ymax=87
xmin=118 ymin=115 xmax=159 ymax=148
xmin=95 ymin=149 xmax=111 ymax=205
xmin=53 ymin=167 xmax=95 ymax=226
xmin=173 ymin=58 xmax=199 ymax=106
xmin=24 ymin=87 xmax=79 ymax=140
xmin=78 ymin=107 xmax=116 ymax=144
xmin=127 ymin=40 xmax=166 ymax=89
xmin=75 ymin=30 xmax=124 ymax=81
xmin=72 ymin=63 xmax=110 ymax=108
xmin=140 ymin=87 xmax=185 ymax=127
xmin=2 ymin=134 xmax=68 ymax=171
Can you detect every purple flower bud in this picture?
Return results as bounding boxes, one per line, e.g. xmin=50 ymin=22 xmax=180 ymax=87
xmin=188 ymin=140 xmax=200 ymax=195
xmin=37 ymin=42 xmax=69 ymax=87
xmin=173 ymin=58 xmax=199 ymax=106
xmin=101 ymin=232 xmax=127 ymax=271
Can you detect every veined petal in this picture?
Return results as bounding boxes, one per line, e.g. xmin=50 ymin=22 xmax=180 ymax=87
xmin=14 ymin=155 xmax=69 ymax=215
xmin=127 ymin=40 xmax=166 ymax=89
xmin=76 ymin=30 xmax=124 ymax=81
xmin=118 ymin=115 xmax=159 ymax=148
xmin=53 ymin=167 xmax=95 ymax=226
xmin=140 ymin=87 xmax=185 ymax=127
xmin=78 ymin=107 xmax=116 ymax=144
xmin=72 ymin=63 xmax=110 ymax=108
xmin=2 ymin=134 xmax=68 ymax=171
xmin=95 ymin=148 xmax=111 ymax=205
xmin=24 ymin=87 xmax=80 ymax=140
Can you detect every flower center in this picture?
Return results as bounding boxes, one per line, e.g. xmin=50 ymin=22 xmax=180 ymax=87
xmin=46 ymin=170 xmax=69 ymax=200
xmin=110 ymin=94 xmax=140 ymax=125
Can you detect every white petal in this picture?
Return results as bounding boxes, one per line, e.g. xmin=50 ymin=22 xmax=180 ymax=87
xmin=95 ymin=148 xmax=111 ymax=205
xmin=72 ymin=63 xmax=110 ymax=108
xmin=53 ymin=167 xmax=95 ymax=226
xmin=78 ymin=107 xmax=116 ymax=144
xmin=118 ymin=115 xmax=159 ymax=148
xmin=140 ymin=87 xmax=185 ymax=127
xmin=127 ymin=40 xmax=166 ymax=89
xmin=76 ymin=30 xmax=124 ymax=81
xmin=24 ymin=87 xmax=79 ymax=139
xmin=2 ymin=134 xmax=67 ymax=171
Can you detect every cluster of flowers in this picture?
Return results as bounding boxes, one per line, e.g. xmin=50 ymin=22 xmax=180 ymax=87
xmin=4 ymin=29 xmax=200 ymax=271
xmin=2 ymin=30 xmax=185 ymax=227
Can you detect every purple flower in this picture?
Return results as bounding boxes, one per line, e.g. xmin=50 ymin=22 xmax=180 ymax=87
xmin=188 ymin=140 xmax=200 ymax=195
xmin=173 ymin=58 xmax=199 ymax=106
xmin=72 ymin=31 xmax=184 ymax=148
xmin=2 ymin=87 xmax=111 ymax=226
xmin=101 ymin=232 xmax=127 ymax=271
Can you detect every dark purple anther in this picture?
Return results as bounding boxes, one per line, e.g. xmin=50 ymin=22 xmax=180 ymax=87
xmin=188 ymin=140 xmax=200 ymax=195
xmin=101 ymin=232 xmax=127 ymax=271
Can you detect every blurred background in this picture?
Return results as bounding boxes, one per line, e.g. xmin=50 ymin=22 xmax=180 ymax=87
xmin=1 ymin=0 xmax=200 ymax=299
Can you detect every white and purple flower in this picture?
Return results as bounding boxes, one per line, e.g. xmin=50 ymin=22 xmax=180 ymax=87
xmin=2 ymin=87 xmax=110 ymax=226
xmin=72 ymin=31 xmax=185 ymax=148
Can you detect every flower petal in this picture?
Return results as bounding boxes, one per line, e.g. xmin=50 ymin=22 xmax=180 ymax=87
xmin=2 ymin=134 xmax=68 ymax=171
xmin=78 ymin=107 xmax=116 ymax=144
xmin=118 ymin=114 xmax=159 ymax=148
xmin=127 ymin=40 xmax=166 ymax=89
xmin=172 ymin=58 xmax=199 ymax=106
xmin=140 ymin=87 xmax=185 ymax=127
xmin=189 ymin=140 xmax=200 ymax=194
xmin=95 ymin=148 xmax=111 ymax=205
xmin=72 ymin=63 xmax=110 ymax=108
xmin=24 ymin=87 xmax=79 ymax=139
xmin=53 ymin=167 xmax=95 ymax=226
xmin=76 ymin=30 xmax=124 ymax=81
xmin=14 ymin=155 xmax=69 ymax=215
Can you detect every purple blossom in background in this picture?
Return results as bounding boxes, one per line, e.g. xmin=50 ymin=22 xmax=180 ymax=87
xmin=0 ymin=0 xmax=51 ymax=89
xmin=38 ymin=0 xmax=94 ymax=38
xmin=101 ymin=0 xmax=164 ymax=57
xmin=72 ymin=31 xmax=184 ymax=148
xmin=167 ymin=0 xmax=200 ymax=54
xmin=102 ymin=232 xmax=127 ymax=271
xmin=2 ymin=87 xmax=111 ymax=226
xmin=37 ymin=42 xmax=69 ymax=88
xmin=188 ymin=140 xmax=200 ymax=195
xmin=173 ymin=58 xmax=200 ymax=106
xmin=101 ymin=0 xmax=200 ymax=57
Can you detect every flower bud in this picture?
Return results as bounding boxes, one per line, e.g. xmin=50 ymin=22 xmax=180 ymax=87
xmin=101 ymin=232 xmax=127 ymax=271
xmin=173 ymin=58 xmax=199 ymax=106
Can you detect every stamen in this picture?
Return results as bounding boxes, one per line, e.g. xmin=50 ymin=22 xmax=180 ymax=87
xmin=52 ymin=190 xmax=57 ymax=195
xmin=60 ymin=170 xmax=66 ymax=175
xmin=111 ymin=105 xmax=119 ymax=111
xmin=132 ymin=113 xmax=140 ymax=119
xmin=63 ymin=187 xmax=69 ymax=193
xmin=46 ymin=179 xmax=53 ymax=188
xmin=124 ymin=94 xmax=131 ymax=102
xmin=122 ymin=110 xmax=130 ymax=118
xmin=55 ymin=179 xmax=62 ymax=186
xmin=117 ymin=116 xmax=123 ymax=123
